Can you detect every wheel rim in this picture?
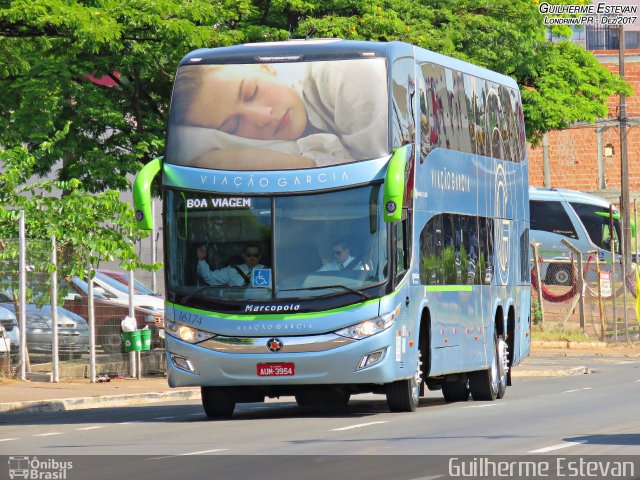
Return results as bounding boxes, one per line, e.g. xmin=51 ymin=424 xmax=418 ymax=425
xmin=412 ymin=351 xmax=423 ymax=404
xmin=555 ymin=268 xmax=570 ymax=285
xmin=498 ymin=337 xmax=509 ymax=386
xmin=490 ymin=340 xmax=500 ymax=393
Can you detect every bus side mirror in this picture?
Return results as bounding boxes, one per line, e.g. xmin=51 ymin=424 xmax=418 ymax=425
xmin=383 ymin=145 xmax=411 ymax=223
xmin=133 ymin=157 xmax=163 ymax=231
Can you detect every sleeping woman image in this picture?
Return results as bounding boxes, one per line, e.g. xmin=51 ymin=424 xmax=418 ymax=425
xmin=165 ymin=58 xmax=389 ymax=170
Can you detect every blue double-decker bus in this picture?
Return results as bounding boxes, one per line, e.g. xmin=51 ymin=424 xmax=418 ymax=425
xmin=134 ymin=39 xmax=530 ymax=418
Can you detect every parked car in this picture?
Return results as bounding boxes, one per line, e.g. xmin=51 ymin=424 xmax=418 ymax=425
xmin=97 ymin=269 xmax=161 ymax=296
xmin=529 ymin=187 xmax=625 ymax=285
xmin=63 ymin=277 xmax=164 ymax=353
xmin=0 ymin=300 xmax=89 ymax=360
xmin=0 ymin=305 xmax=19 ymax=361
xmin=91 ymin=270 xmax=164 ymax=313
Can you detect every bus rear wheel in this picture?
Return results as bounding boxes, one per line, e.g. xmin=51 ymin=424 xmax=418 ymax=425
xmin=469 ymin=332 xmax=507 ymax=401
xmin=201 ymin=387 xmax=235 ymax=419
xmin=441 ymin=377 xmax=470 ymax=402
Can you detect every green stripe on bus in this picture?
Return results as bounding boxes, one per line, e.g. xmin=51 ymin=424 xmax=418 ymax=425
xmin=167 ymin=300 xmax=374 ymax=321
xmin=425 ymin=285 xmax=473 ymax=292
xmin=167 ymin=278 xmax=409 ymax=321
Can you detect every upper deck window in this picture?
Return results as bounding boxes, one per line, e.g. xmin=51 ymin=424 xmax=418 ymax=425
xmin=165 ymin=58 xmax=389 ymax=170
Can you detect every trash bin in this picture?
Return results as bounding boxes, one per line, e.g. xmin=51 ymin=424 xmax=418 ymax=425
xmin=121 ymin=330 xmax=142 ymax=352
xmin=140 ymin=329 xmax=152 ymax=351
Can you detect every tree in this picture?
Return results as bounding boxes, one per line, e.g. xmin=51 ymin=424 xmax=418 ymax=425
xmin=0 ymin=125 xmax=159 ymax=306
xmin=0 ymin=0 xmax=631 ymax=191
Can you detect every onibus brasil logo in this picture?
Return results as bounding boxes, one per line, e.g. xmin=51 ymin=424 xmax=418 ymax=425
xmin=8 ymin=456 xmax=73 ymax=480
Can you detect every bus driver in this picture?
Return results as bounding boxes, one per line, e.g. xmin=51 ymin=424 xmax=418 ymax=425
xmin=196 ymin=243 xmax=265 ymax=287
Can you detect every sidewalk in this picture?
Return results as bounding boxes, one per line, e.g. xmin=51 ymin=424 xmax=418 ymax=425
xmin=1 ymin=341 xmax=637 ymax=415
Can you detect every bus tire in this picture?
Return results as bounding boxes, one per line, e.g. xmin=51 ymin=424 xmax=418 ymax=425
xmin=386 ymin=361 xmax=420 ymax=412
xmin=547 ymin=264 xmax=572 ymax=286
xmin=441 ymin=377 xmax=470 ymax=402
xmin=201 ymin=387 xmax=235 ymax=419
xmin=469 ymin=331 xmax=507 ymax=401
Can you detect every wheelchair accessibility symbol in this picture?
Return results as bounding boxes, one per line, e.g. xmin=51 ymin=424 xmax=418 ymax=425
xmin=251 ymin=268 xmax=272 ymax=288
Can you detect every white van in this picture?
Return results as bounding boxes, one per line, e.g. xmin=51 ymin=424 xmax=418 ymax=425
xmin=529 ymin=187 xmax=625 ymax=285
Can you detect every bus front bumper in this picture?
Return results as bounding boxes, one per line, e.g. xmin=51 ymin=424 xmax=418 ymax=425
xmin=165 ymin=328 xmax=406 ymax=387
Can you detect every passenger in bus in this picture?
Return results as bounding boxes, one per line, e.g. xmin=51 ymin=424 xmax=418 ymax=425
xmin=196 ymin=243 xmax=265 ymax=286
xmin=318 ymin=239 xmax=370 ymax=272
xmin=168 ymin=61 xmax=388 ymax=169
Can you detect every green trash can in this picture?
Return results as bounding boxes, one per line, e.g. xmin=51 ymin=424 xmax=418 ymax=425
xmin=121 ymin=330 xmax=142 ymax=352
xmin=140 ymin=329 xmax=152 ymax=351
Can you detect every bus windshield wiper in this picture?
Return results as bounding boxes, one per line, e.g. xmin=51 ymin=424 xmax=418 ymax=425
xmin=280 ymin=285 xmax=371 ymax=301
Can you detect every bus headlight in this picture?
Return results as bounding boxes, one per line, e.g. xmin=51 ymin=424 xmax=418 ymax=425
xmin=165 ymin=319 xmax=215 ymax=344
xmin=334 ymin=306 xmax=399 ymax=340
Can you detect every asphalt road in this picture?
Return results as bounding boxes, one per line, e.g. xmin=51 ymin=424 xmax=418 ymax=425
xmin=1 ymin=354 xmax=639 ymax=480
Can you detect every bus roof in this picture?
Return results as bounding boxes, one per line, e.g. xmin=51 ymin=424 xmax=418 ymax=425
xmin=178 ymin=39 xmax=519 ymax=90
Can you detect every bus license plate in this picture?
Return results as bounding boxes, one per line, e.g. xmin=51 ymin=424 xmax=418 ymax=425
xmin=257 ymin=363 xmax=295 ymax=377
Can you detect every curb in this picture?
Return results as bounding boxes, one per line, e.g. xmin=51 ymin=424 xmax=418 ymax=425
xmin=0 ymin=388 xmax=201 ymax=415
xmin=511 ymin=366 xmax=591 ymax=378
xmin=531 ymin=340 xmax=608 ymax=349
xmin=0 ymin=365 xmax=589 ymax=415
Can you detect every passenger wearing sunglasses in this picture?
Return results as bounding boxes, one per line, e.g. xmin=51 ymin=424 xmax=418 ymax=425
xmin=196 ymin=243 xmax=264 ymax=286
xmin=318 ymin=239 xmax=369 ymax=272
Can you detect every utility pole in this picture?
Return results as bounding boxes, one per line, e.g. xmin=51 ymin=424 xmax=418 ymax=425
xmin=619 ymin=24 xmax=631 ymax=271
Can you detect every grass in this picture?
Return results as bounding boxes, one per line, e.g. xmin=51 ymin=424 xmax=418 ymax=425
xmin=530 ymin=326 xmax=593 ymax=342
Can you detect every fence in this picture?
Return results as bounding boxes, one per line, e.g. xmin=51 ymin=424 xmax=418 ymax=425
xmin=531 ymin=241 xmax=640 ymax=342
xmin=0 ymin=230 xmax=165 ymax=382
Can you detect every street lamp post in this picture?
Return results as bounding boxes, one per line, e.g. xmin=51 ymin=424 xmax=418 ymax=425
xmin=619 ymin=25 xmax=631 ymax=272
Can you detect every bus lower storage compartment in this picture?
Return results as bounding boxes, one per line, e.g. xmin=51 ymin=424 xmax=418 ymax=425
xmin=122 ymin=330 xmax=142 ymax=352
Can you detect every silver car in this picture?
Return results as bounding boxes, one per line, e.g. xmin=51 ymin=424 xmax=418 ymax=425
xmin=0 ymin=302 xmax=89 ymax=360
xmin=0 ymin=305 xmax=20 ymax=361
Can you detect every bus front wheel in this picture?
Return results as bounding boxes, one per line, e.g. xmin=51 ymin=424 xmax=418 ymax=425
xmin=201 ymin=387 xmax=235 ymax=419
xmin=386 ymin=361 xmax=421 ymax=412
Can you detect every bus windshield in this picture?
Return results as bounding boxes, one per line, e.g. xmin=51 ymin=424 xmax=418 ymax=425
xmin=165 ymin=58 xmax=389 ymax=170
xmin=166 ymin=185 xmax=388 ymax=303
xmin=570 ymin=202 xmax=622 ymax=254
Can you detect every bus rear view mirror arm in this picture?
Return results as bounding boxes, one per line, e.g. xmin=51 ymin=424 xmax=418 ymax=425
xmin=133 ymin=157 xmax=163 ymax=231
xmin=383 ymin=145 xmax=411 ymax=223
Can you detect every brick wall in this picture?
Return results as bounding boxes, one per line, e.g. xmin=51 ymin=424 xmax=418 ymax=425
xmin=527 ymin=51 xmax=640 ymax=201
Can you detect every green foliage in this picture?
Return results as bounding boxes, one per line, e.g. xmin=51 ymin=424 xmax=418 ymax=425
xmin=0 ymin=0 xmax=631 ymax=190
xmin=531 ymin=299 xmax=543 ymax=325
xmin=0 ymin=128 xmax=160 ymax=305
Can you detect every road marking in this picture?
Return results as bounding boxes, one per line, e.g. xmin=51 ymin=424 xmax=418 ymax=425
xmin=0 ymin=438 xmax=18 ymax=442
xmin=529 ymin=440 xmax=588 ymax=453
xmin=462 ymin=404 xmax=504 ymax=409
xmin=153 ymin=416 xmax=176 ymax=420
xmin=34 ymin=432 xmax=63 ymax=437
xmin=635 ymin=379 xmax=640 ymax=383
xmin=147 ymin=449 xmax=229 ymax=460
xmin=331 ymin=421 xmax=388 ymax=431
xmin=76 ymin=426 xmax=104 ymax=431
xmin=616 ymin=361 xmax=640 ymax=365
xmin=187 ymin=413 xmax=202 ymax=416
xmin=562 ymin=387 xmax=592 ymax=394
xmin=180 ymin=449 xmax=229 ymax=456
xmin=117 ymin=421 xmax=142 ymax=425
